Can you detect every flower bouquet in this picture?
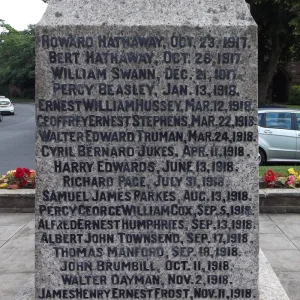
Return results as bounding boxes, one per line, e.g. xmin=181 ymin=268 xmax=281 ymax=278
xmin=0 ymin=168 xmax=36 ymax=189
xmin=263 ymin=168 xmax=300 ymax=188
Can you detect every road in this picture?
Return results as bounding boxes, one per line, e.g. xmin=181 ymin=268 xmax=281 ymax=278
xmin=0 ymin=103 xmax=35 ymax=175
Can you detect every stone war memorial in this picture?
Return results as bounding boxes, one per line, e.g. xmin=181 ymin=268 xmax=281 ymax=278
xmin=35 ymin=0 xmax=258 ymax=299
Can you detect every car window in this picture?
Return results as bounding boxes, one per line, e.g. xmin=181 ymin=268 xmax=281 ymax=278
xmin=258 ymin=113 xmax=263 ymax=126
xmin=265 ymin=112 xmax=292 ymax=129
xmin=296 ymin=114 xmax=300 ymax=130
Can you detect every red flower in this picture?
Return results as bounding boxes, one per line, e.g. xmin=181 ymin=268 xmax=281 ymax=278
xmin=14 ymin=168 xmax=31 ymax=187
xmin=14 ymin=168 xmax=25 ymax=178
xmin=23 ymin=168 xmax=30 ymax=176
xmin=264 ymin=169 xmax=276 ymax=184
xmin=19 ymin=180 xmax=28 ymax=187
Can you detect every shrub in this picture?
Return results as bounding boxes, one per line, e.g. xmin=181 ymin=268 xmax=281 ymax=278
xmin=289 ymin=85 xmax=300 ymax=105
xmin=0 ymin=84 xmax=10 ymax=97
xmin=21 ymin=89 xmax=35 ymax=99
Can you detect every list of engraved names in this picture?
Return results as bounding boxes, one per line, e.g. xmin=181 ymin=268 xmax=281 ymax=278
xmin=36 ymin=30 xmax=258 ymax=300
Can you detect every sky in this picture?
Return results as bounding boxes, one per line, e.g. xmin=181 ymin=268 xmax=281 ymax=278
xmin=1 ymin=0 xmax=47 ymax=31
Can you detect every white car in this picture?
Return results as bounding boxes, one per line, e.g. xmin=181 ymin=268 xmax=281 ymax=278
xmin=0 ymin=96 xmax=14 ymax=115
xmin=259 ymin=108 xmax=300 ymax=165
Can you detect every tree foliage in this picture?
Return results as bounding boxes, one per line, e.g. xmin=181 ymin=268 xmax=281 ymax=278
xmin=246 ymin=0 xmax=300 ymax=103
xmin=0 ymin=21 xmax=35 ymax=92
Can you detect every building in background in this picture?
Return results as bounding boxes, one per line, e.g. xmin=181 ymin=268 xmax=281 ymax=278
xmin=270 ymin=62 xmax=300 ymax=103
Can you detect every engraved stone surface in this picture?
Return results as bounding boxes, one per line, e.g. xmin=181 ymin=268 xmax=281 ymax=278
xmin=35 ymin=0 xmax=258 ymax=299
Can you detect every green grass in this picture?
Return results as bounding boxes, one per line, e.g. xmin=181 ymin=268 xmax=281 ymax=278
xmin=259 ymin=165 xmax=300 ymax=177
xmin=282 ymin=104 xmax=300 ymax=109
xmin=267 ymin=103 xmax=300 ymax=109
xmin=283 ymin=104 xmax=300 ymax=109
xmin=10 ymin=98 xmax=34 ymax=103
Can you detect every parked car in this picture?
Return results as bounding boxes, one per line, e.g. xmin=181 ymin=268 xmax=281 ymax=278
xmin=259 ymin=108 xmax=300 ymax=165
xmin=0 ymin=96 xmax=14 ymax=115
xmin=0 ymin=112 xmax=2 ymax=122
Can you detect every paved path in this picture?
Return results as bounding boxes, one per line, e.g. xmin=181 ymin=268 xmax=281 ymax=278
xmin=260 ymin=213 xmax=300 ymax=300
xmin=0 ymin=214 xmax=34 ymax=299
xmin=0 ymin=213 xmax=298 ymax=299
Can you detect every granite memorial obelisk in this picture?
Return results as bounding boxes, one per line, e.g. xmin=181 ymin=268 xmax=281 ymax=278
xmin=36 ymin=0 xmax=258 ymax=299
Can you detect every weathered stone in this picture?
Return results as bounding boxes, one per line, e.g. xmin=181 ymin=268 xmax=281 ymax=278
xmin=36 ymin=0 xmax=258 ymax=299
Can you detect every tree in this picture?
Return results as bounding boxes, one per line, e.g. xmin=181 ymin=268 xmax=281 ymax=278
xmin=246 ymin=0 xmax=300 ymax=103
xmin=0 ymin=21 xmax=35 ymax=96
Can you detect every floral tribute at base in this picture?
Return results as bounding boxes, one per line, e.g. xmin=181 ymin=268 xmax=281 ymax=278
xmin=0 ymin=168 xmax=36 ymax=189
xmin=263 ymin=168 xmax=300 ymax=188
